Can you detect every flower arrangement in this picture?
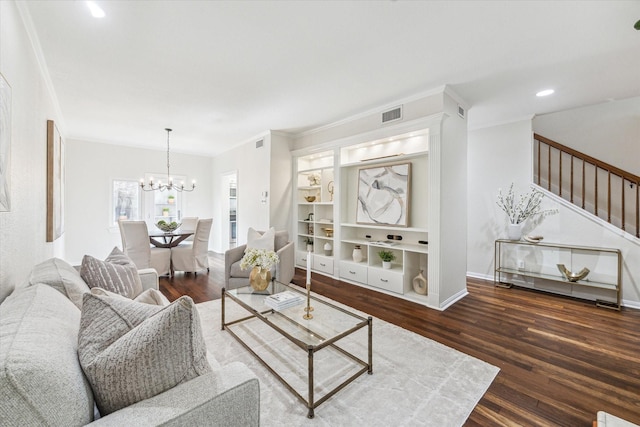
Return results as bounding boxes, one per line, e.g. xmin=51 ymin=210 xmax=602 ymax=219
xmin=496 ymin=183 xmax=558 ymax=224
xmin=240 ymin=248 xmax=280 ymax=271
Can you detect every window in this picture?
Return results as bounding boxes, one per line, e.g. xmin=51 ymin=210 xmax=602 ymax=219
xmin=112 ymin=180 xmax=140 ymax=225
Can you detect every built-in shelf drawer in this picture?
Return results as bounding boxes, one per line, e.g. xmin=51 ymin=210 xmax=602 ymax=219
xmin=313 ymin=255 xmax=334 ymax=275
xmin=368 ymin=267 xmax=404 ymax=294
xmin=339 ymin=260 xmax=368 ymax=284
xmin=295 ymin=251 xmax=310 ymax=268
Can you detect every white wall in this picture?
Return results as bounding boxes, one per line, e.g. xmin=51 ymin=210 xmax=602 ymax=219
xmin=533 ymin=97 xmax=640 ymax=176
xmin=467 ymin=119 xmax=640 ymax=307
xmin=0 ymin=2 xmax=65 ymax=301
xmin=211 ymin=133 xmax=272 ymax=253
xmin=65 ymin=139 xmax=214 ymax=264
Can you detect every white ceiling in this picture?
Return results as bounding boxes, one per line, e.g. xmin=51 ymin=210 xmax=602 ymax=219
xmin=22 ymin=1 xmax=640 ymax=157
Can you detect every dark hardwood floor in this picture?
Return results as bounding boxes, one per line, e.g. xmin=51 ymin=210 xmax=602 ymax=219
xmin=161 ymin=254 xmax=640 ymax=426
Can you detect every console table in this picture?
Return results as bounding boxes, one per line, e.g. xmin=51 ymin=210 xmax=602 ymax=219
xmin=494 ymin=239 xmax=622 ymax=310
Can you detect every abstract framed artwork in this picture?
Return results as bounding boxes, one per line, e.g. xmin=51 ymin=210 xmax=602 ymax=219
xmin=356 ymin=162 xmax=411 ymax=227
xmin=46 ymin=120 xmax=65 ymax=242
xmin=0 ymin=73 xmax=11 ymax=212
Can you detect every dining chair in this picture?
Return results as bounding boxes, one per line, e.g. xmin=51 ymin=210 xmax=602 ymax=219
xmin=171 ymin=218 xmax=212 ymax=275
xmin=118 ymin=220 xmax=171 ymax=276
xmin=179 ymin=217 xmax=199 ymax=242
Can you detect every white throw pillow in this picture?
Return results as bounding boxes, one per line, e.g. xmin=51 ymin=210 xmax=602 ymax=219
xmin=90 ymin=287 xmax=170 ymax=306
xmin=246 ymin=227 xmax=275 ymax=251
xmin=80 ymin=247 xmax=143 ymax=299
xmin=77 ymin=293 xmax=212 ymax=415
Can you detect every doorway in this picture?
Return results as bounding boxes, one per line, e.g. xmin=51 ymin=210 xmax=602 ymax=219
xmin=221 ymin=171 xmax=238 ymax=250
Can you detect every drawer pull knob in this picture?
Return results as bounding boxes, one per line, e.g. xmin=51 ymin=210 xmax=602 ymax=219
xmin=349 ymin=271 xmax=356 ymax=274
xmin=380 ymin=279 xmax=388 ymax=283
xmin=320 ymin=263 xmax=326 ymax=267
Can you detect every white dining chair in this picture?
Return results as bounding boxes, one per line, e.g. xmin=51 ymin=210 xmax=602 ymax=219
xmin=179 ymin=217 xmax=199 ymax=242
xmin=118 ymin=220 xmax=171 ymax=276
xmin=171 ymin=218 xmax=212 ymax=275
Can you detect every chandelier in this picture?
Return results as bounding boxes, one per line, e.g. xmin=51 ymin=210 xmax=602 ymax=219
xmin=140 ymin=128 xmax=196 ymax=192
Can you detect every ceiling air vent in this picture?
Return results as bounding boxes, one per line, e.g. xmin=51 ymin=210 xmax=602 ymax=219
xmin=457 ymin=105 xmax=465 ymax=118
xmin=255 ymin=139 xmax=264 ymax=149
xmin=382 ymin=106 xmax=402 ymax=124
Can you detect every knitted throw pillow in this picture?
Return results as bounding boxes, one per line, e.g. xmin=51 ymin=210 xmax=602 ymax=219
xmin=90 ymin=287 xmax=170 ymax=306
xmin=80 ymin=247 xmax=142 ymax=298
xmin=77 ymin=293 xmax=211 ymax=415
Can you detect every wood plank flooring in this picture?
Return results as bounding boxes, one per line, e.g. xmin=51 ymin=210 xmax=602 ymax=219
xmin=160 ymin=254 xmax=640 ymax=426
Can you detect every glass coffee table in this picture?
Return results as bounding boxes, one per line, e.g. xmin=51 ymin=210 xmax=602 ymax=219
xmin=222 ymin=281 xmax=372 ymax=418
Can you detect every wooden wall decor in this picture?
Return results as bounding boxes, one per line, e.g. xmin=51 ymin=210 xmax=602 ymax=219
xmin=46 ymin=119 xmax=64 ymax=242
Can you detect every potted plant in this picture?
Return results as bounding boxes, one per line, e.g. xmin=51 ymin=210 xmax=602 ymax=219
xmin=162 ymin=207 xmax=170 ymax=217
xmin=167 ymin=195 xmax=175 ymax=204
xmin=305 ymin=237 xmax=314 ymax=252
xmin=378 ymin=250 xmax=396 ymax=269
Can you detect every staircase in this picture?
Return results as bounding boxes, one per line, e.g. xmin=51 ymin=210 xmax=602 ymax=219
xmin=533 ymin=133 xmax=640 ymax=238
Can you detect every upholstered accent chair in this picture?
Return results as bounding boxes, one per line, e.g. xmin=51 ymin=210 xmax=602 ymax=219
xmin=171 ymin=218 xmax=213 ymax=275
xmin=224 ymin=229 xmax=295 ymax=290
xmin=118 ymin=220 xmax=171 ymax=276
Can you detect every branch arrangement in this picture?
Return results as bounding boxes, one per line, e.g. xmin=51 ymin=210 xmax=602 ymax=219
xmin=496 ymin=183 xmax=558 ymax=224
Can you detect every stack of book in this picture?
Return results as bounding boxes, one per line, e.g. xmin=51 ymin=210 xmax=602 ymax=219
xmin=264 ymin=291 xmax=304 ymax=311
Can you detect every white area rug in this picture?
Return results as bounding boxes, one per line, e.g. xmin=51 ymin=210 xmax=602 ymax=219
xmin=197 ymin=297 xmax=499 ymax=427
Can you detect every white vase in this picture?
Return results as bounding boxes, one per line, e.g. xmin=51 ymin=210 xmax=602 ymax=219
xmin=507 ymin=223 xmax=523 ymax=240
xmin=382 ymin=261 xmax=392 ymax=269
xmin=352 ymin=246 xmax=363 ymax=263
xmin=306 ymin=244 xmax=313 ymax=252
xmin=323 ymin=242 xmax=332 ymax=256
xmin=412 ymin=270 xmax=427 ymax=295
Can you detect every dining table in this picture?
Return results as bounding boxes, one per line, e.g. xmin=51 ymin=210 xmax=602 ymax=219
xmin=148 ymin=230 xmax=195 ymax=276
xmin=148 ymin=230 xmax=194 ymax=248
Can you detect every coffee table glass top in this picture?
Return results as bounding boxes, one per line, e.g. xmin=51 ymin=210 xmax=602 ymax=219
xmin=225 ymin=281 xmax=368 ymax=349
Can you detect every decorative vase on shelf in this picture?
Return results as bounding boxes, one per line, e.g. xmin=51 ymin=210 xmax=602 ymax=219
xmin=382 ymin=261 xmax=392 ymax=269
xmin=323 ymin=242 xmax=332 ymax=256
xmin=249 ymin=266 xmax=271 ymax=291
xmin=412 ymin=270 xmax=427 ymax=295
xmin=352 ymin=245 xmax=363 ymax=263
xmin=507 ymin=223 xmax=523 ymax=241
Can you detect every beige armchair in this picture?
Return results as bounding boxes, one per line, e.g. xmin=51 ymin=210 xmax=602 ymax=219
xmin=224 ymin=230 xmax=295 ymax=290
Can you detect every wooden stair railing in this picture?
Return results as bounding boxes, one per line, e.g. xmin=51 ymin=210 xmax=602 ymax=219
xmin=534 ymin=133 xmax=640 ymax=238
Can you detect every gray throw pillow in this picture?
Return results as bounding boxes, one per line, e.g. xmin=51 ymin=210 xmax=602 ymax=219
xmin=80 ymin=247 xmax=142 ymax=298
xmin=24 ymin=257 xmax=90 ymax=309
xmin=77 ymin=293 xmax=212 ymax=415
xmin=90 ymin=287 xmax=170 ymax=306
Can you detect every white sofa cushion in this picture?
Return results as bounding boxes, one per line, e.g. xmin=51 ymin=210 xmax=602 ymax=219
xmin=24 ymin=257 xmax=90 ymax=309
xmin=0 ymin=284 xmax=94 ymax=425
xmin=80 ymin=247 xmax=143 ymax=298
xmin=78 ymin=293 xmax=212 ymax=415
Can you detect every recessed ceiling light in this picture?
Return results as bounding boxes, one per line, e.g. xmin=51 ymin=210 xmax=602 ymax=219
xmin=536 ymin=89 xmax=555 ymax=97
xmin=86 ymin=1 xmax=105 ymax=18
